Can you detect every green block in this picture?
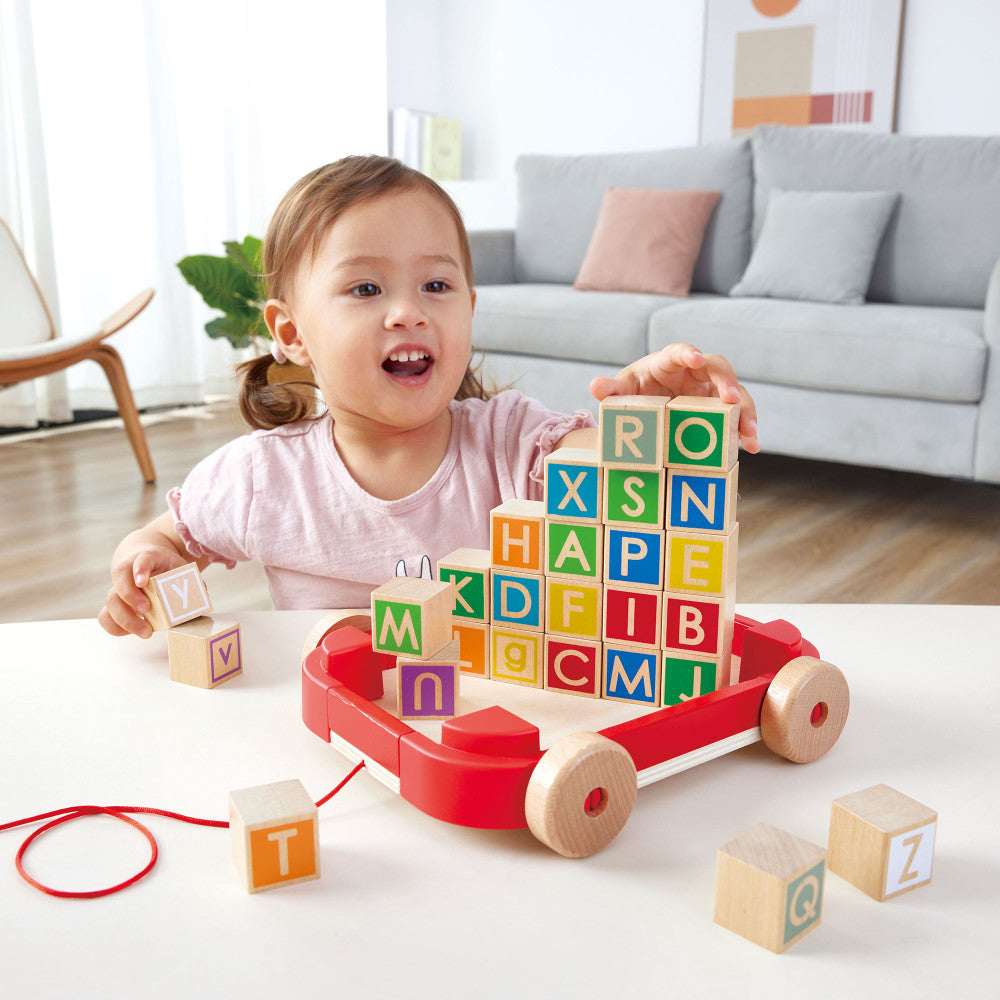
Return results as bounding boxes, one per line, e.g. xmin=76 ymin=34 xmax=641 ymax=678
xmin=439 ymin=566 xmax=487 ymax=620
xmin=605 ymin=468 xmax=663 ymax=526
xmin=784 ymin=860 xmax=825 ymax=946
xmin=546 ymin=522 xmax=600 ymax=578
xmin=663 ymin=655 xmax=718 ymax=705
xmin=668 ymin=408 xmax=726 ymax=468
xmin=373 ymin=599 xmax=423 ymax=656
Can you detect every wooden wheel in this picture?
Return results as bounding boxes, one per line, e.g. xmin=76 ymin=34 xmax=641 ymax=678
xmin=525 ymin=732 xmax=637 ymax=858
xmin=760 ymin=656 xmax=850 ymax=764
xmin=300 ymin=609 xmax=372 ymax=661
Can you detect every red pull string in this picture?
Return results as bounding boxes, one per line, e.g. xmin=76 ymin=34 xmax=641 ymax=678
xmin=1 ymin=760 xmax=366 ymax=899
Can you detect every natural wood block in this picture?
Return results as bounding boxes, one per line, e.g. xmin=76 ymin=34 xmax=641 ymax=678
xmin=300 ymin=608 xmax=371 ymax=661
xmin=370 ymin=577 xmax=453 ymax=658
xmin=662 ymin=592 xmax=735 ymax=659
xmin=603 ymin=585 xmax=662 ymax=648
xmin=545 ymin=579 xmax=603 ymax=640
xmin=715 ymin=823 xmax=826 ymax=953
xmin=602 ymin=642 xmax=662 ymax=707
xmin=396 ymin=639 xmax=461 ymax=721
xmin=828 ymin=784 xmax=937 ymax=901
xmin=603 ymin=466 xmax=666 ymax=529
xmin=450 ymin=620 xmax=490 ymax=677
xmin=142 ymin=563 xmax=212 ymax=630
xmin=598 ymin=395 xmax=667 ymax=471
xmin=167 ymin=616 xmax=242 ymax=689
xmin=603 ymin=525 xmax=665 ymax=590
xmin=544 ymin=635 xmax=602 ymax=698
xmin=490 ymin=625 xmax=544 ymax=688
xmin=666 ymin=464 xmax=739 ymax=533
xmin=665 ymin=395 xmax=739 ymax=471
xmin=437 ymin=548 xmax=491 ymax=622
xmin=228 ymin=779 xmax=320 ymax=894
xmin=662 ymin=649 xmax=730 ymax=705
xmin=665 ymin=522 xmax=739 ymax=598
xmin=546 ymin=519 xmax=603 ymax=581
xmin=490 ymin=500 xmax=545 ymax=573
xmin=491 ymin=569 xmax=544 ymax=631
xmin=544 ymin=448 xmax=602 ymax=522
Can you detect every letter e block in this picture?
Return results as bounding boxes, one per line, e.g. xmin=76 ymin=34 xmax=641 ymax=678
xmin=371 ymin=577 xmax=453 ymax=657
xmin=828 ymin=784 xmax=937 ymax=901
xmin=143 ymin=563 xmax=212 ymax=630
xmin=666 ymin=396 xmax=739 ymax=471
xmin=598 ymin=395 xmax=666 ymax=470
xmin=437 ymin=548 xmax=491 ymax=622
xmin=666 ymin=523 xmax=739 ymax=597
xmin=544 ymin=448 xmax=602 ymax=522
xmin=228 ymin=779 xmax=320 ymax=894
xmin=715 ymin=823 xmax=826 ymax=953
xmin=396 ymin=640 xmax=461 ymax=721
xmin=167 ymin=616 xmax=242 ymax=689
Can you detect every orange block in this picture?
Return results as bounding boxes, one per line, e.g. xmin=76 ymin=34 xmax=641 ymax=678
xmin=490 ymin=500 xmax=545 ymax=573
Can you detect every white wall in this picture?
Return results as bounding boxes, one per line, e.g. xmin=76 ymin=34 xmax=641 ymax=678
xmin=388 ymin=0 xmax=1000 ymax=229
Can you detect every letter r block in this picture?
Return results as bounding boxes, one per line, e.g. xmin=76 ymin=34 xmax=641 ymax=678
xmin=371 ymin=577 xmax=454 ymax=657
xmin=142 ymin=563 xmax=212 ymax=631
xmin=598 ymin=395 xmax=666 ymax=470
xmin=228 ymin=779 xmax=320 ymax=894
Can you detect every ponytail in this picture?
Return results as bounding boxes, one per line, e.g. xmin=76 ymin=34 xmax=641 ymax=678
xmin=236 ymin=355 xmax=319 ymax=430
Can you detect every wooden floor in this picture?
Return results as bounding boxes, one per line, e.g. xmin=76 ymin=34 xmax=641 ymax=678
xmin=1 ymin=400 xmax=998 ymax=623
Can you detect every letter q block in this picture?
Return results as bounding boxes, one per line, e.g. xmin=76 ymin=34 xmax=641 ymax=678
xmin=828 ymin=784 xmax=937 ymax=901
xmin=228 ymin=779 xmax=320 ymax=894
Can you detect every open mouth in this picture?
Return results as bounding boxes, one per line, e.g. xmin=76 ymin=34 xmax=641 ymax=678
xmin=382 ymin=349 xmax=433 ymax=378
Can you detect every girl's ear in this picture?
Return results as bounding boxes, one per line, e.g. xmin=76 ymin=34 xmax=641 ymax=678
xmin=264 ymin=299 xmax=312 ymax=366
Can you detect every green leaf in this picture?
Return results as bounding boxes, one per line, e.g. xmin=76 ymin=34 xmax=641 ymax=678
xmin=224 ymin=236 xmax=264 ymax=282
xmin=177 ymin=254 xmax=261 ymax=312
xmin=204 ymin=311 xmax=265 ymax=349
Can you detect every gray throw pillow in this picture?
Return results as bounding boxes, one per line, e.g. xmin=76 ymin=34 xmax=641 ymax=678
xmin=730 ymin=188 xmax=899 ymax=304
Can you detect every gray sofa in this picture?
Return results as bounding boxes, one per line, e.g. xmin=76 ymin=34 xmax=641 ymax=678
xmin=469 ymin=125 xmax=1000 ymax=484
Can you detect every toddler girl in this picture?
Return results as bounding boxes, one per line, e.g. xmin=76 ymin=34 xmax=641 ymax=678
xmin=99 ymin=155 xmax=758 ymax=638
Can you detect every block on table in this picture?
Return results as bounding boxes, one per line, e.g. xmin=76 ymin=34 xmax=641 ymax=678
xmin=167 ymin=616 xmax=242 ymax=689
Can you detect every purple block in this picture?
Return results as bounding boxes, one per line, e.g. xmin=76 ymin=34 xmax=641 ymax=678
xmin=398 ymin=661 xmax=458 ymax=719
xmin=210 ymin=627 xmax=242 ymax=683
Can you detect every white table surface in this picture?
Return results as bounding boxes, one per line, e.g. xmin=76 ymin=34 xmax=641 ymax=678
xmin=1 ymin=604 xmax=996 ymax=999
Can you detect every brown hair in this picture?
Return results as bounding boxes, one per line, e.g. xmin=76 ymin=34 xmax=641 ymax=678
xmin=238 ymin=155 xmax=492 ymax=430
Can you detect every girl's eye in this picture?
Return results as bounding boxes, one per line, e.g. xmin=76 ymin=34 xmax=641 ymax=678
xmin=351 ymin=282 xmax=380 ymax=297
xmin=424 ymin=280 xmax=450 ymax=294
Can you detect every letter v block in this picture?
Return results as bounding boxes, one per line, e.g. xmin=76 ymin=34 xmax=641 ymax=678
xmin=598 ymin=395 xmax=666 ymax=470
xmin=228 ymin=779 xmax=320 ymax=894
xmin=143 ymin=563 xmax=212 ymax=630
xmin=167 ymin=616 xmax=242 ymax=688
xmin=371 ymin=577 xmax=454 ymax=658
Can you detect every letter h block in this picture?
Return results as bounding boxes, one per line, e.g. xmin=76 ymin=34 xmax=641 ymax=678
xmin=228 ymin=779 xmax=320 ymax=894
xmin=371 ymin=577 xmax=454 ymax=658
xmin=490 ymin=500 xmax=545 ymax=573
xmin=142 ymin=564 xmax=212 ymax=631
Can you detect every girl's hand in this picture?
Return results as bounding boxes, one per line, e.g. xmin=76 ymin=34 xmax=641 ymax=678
xmin=590 ymin=342 xmax=760 ymax=454
xmin=98 ymin=546 xmax=192 ymax=638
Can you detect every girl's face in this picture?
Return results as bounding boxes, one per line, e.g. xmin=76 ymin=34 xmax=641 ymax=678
xmin=267 ymin=186 xmax=475 ymax=436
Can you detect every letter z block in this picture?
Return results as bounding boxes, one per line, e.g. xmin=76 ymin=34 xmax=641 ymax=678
xmin=371 ymin=577 xmax=454 ymax=657
xmin=396 ymin=640 xmax=461 ymax=721
xmin=437 ymin=548 xmax=491 ymax=623
xmin=544 ymin=448 xmax=602 ymax=522
xmin=598 ymin=395 xmax=666 ymax=470
xmin=715 ymin=823 xmax=826 ymax=953
xmin=143 ymin=563 xmax=212 ymax=630
xmin=666 ymin=395 xmax=739 ymax=471
xmin=228 ymin=779 xmax=320 ymax=894
xmin=167 ymin=616 xmax=242 ymax=689
xmin=827 ymin=785 xmax=937 ymax=901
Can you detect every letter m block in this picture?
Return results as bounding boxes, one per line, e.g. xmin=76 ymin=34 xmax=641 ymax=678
xmin=371 ymin=577 xmax=454 ymax=657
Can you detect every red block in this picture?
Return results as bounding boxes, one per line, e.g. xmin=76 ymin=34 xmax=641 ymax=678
xmin=442 ymin=706 xmax=540 ymax=757
xmin=604 ymin=587 xmax=661 ymax=646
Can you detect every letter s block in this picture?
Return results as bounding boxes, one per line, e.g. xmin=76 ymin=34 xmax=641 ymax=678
xmin=228 ymin=779 xmax=320 ymax=894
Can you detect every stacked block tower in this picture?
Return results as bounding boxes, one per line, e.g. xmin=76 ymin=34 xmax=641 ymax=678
xmin=375 ymin=395 xmax=740 ymax=719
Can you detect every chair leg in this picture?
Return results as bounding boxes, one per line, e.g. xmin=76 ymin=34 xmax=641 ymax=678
xmin=88 ymin=343 xmax=157 ymax=484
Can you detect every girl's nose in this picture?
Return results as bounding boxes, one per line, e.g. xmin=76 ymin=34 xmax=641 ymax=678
xmin=385 ymin=296 xmax=428 ymax=329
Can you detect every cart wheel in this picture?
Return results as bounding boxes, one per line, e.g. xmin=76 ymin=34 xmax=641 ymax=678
xmin=525 ymin=732 xmax=637 ymax=858
xmin=300 ymin=609 xmax=372 ymax=661
xmin=760 ymin=656 xmax=849 ymax=764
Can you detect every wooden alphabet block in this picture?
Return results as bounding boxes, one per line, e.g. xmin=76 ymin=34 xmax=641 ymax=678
xmin=662 ymin=593 xmax=734 ymax=659
xmin=603 ymin=526 xmax=665 ymax=590
xmin=544 ymin=448 xmax=602 ymax=523
xmin=490 ymin=500 xmax=545 ymax=573
xmin=603 ymin=586 xmax=662 ymax=648
xmin=828 ymin=785 xmax=938 ymax=901
xmin=396 ymin=639 xmax=461 ymax=721
xmin=437 ymin=548 xmax=491 ymax=622
xmin=371 ymin=577 xmax=453 ymax=658
xmin=603 ymin=467 xmax=666 ymax=529
xmin=665 ymin=523 xmax=739 ymax=598
xmin=602 ymin=643 xmax=662 ymax=707
xmin=228 ymin=779 xmax=320 ymax=893
xmin=490 ymin=625 xmax=544 ymax=688
xmin=142 ymin=563 xmax=212 ymax=631
xmin=662 ymin=650 xmax=729 ymax=706
xmin=715 ymin=823 xmax=826 ymax=953
xmin=491 ymin=570 xmax=544 ymax=631
xmin=545 ymin=579 xmax=603 ymax=641
xmin=450 ymin=620 xmax=490 ymax=677
xmin=546 ymin=520 xmax=602 ymax=581
xmin=598 ymin=395 xmax=666 ymax=470
xmin=665 ymin=395 xmax=739 ymax=472
xmin=167 ymin=616 xmax=242 ymax=689
xmin=666 ymin=464 xmax=739 ymax=533
xmin=544 ymin=635 xmax=602 ymax=698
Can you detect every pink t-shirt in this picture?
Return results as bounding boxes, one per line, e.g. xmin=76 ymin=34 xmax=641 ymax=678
xmin=168 ymin=390 xmax=595 ymax=609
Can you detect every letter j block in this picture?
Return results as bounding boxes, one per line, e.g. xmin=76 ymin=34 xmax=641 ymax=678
xmin=228 ymin=779 xmax=320 ymax=893
xmin=371 ymin=577 xmax=454 ymax=657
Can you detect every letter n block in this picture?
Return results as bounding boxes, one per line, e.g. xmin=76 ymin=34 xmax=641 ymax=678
xmin=603 ymin=643 xmax=662 ymax=707
xmin=490 ymin=500 xmax=545 ymax=573
xmin=544 ymin=448 xmax=602 ymax=522
xmin=544 ymin=636 xmax=601 ymax=698
xmin=396 ymin=640 xmax=461 ymax=721
xmin=143 ymin=563 xmax=212 ymax=630
xmin=228 ymin=779 xmax=320 ymax=894
xmin=715 ymin=823 xmax=826 ymax=953
xmin=827 ymin=785 xmax=937 ymax=901
xmin=665 ymin=395 xmax=739 ymax=471
xmin=437 ymin=548 xmax=491 ymax=623
xmin=167 ymin=616 xmax=242 ymax=689
xmin=491 ymin=626 xmax=544 ymax=688
xmin=666 ymin=465 xmax=739 ymax=533
xmin=598 ymin=395 xmax=666 ymax=470
xmin=371 ymin=577 xmax=453 ymax=657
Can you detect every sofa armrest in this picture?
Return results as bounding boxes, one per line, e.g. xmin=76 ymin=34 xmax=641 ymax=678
xmin=974 ymin=255 xmax=1000 ymax=482
xmin=469 ymin=229 xmax=516 ymax=286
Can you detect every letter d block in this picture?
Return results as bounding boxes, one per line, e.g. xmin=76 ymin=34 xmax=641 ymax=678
xmin=371 ymin=577 xmax=454 ymax=657
xmin=715 ymin=823 xmax=826 ymax=953
xmin=828 ymin=784 xmax=937 ymax=901
xmin=228 ymin=779 xmax=320 ymax=894
xmin=143 ymin=563 xmax=212 ymax=631
xmin=167 ymin=616 xmax=242 ymax=689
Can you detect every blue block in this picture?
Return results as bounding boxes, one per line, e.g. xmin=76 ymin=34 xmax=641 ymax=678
xmin=668 ymin=471 xmax=730 ymax=532
xmin=545 ymin=458 xmax=600 ymax=521
xmin=492 ymin=572 xmax=543 ymax=629
xmin=603 ymin=645 xmax=661 ymax=706
xmin=605 ymin=528 xmax=664 ymax=588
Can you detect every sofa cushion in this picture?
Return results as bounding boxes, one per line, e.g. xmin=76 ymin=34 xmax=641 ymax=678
xmin=515 ymin=141 xmax=752 ymax=294
xmin=751 ymin=125 xmax=1000 ymax=309
xmin=647 ymin=296 xmax=986 ymax=403
xmin=730 ymin=189 xmax=898 ymax=304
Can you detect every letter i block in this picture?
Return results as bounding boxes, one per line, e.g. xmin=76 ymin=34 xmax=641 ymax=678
xmin=490 ymin=499 xmax=545 ymax=573
xmin=167 ymin=616 xmax=242 ymax=689
xmin=666 ymin=464 xmax=739 ymax=533
xmin=142 ymin=563 xmax=212 ymax=631
xmin=451 ymin=620 xmax=490 ymax=678
xmin=546 ymin=520 xmax=602 ymax=581
xmin=545 ymin=579 xmax=603 ymax=641
xmin=371 ymin=577 xmax=454 ymax=658
xmin=604 ymin=526 xmax=665 ymax=589
xmin=491 ymin=625 xmax=544 ymax=688
xmin=603 ymin=467 xmax=666 ymax=529
xmin=603 ymin=643 xmax=662 ymax=707
xmin=662 ymin=650 xmax=729 ymax=706
xmin=492 ymin=570 xmax=544 ymax=631
xmin=603 ymin=586 xmax=662 ymax=648
xmin=827 ymin=785 xmax=937 ymax=901
xmin=544 ymin=636 xmax=601 ymax=698
xmin=437 ymin=548 xmax=491 ymax=622
xmin=544 ymin=448 xmax=602 ymax=523
xmin=228 ymin=779 xmax=320 ymax=894
xmin=598 ymin=395 xmax=666 ymax=470
xmin=666 ymin=395 xmax=739 ymax=471
xmin=665 ymin=523 xmax=739 ymax=598
xmin=396 ymin=639 xmax=461 ymax=721
xmin=715 ymin=823 xmax=826 ymax=953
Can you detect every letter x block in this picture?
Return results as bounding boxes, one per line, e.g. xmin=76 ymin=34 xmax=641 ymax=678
xmin=167 ymin=616 xmax=242 ymax=689
xmin=228 ymin=779 xmax=320 ymax=894
xmin=142 ymin=563 xmax=212 ymax=631
xmin=715 ymin=823 xmax=826 ymax=953
xmin=827 ymin=784 xmax=938 ymax=901
xmin=544 ymin=448 xmax=602 ymax=523
xmin=371 ymin=577 xmax=453 ymax=658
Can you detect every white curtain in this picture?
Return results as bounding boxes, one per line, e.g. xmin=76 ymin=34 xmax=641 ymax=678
xmin=0 ymin=0 xmax=388 ymax=424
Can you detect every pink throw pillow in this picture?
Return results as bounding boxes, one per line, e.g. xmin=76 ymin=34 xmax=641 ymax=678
xmin=573 ymin=187 xmax=721 ymax=296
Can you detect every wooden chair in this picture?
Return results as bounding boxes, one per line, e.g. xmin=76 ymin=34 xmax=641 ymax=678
xmin=0 ymin=217 xmax=156 ymax=483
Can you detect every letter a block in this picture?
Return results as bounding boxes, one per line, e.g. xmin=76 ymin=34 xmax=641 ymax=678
xmin=167 ymin=616 xmax=242 ymax=689
xmin=598 ymin=395 xmax=666 ymax=470
xmin=371 ymin=577 xmax=453 ymax=658
xmin=228 ymin=779 xmax=320 ymax=894
xmin=715 ymin=823 xmax=826 ymax=953
xmin=396 ymin=639 xmax=461 ymax=721
xmin=666 ymin=396 xmax=739 ymax=472
xmin=827 ymin=784 xmax=937 ymax=901
xmin=142 ymin=563 xmax=212 ymax=631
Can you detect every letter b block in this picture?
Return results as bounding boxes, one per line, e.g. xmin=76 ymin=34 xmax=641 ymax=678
xmin=371 ymin=577 xmax=453 ymax=657
xmin=715 ymin=823 xmax=826 ymax=953
xmin=228 ymin=779 xmax=320 ymax=894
